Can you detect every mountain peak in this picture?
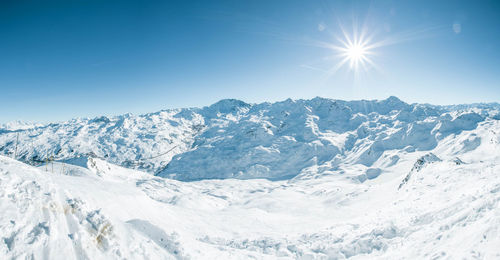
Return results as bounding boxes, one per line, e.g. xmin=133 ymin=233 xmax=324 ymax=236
xmin=205 ymin=99 xmax=251 ymax=114
xmin=384 ymin=96 xmax=405 ymax=104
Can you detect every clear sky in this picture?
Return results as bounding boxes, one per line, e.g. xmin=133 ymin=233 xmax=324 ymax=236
xmin=1 ymin=0 xmax=499 ymax=123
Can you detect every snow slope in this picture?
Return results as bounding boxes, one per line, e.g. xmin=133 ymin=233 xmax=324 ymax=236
xmin=1 ymin=118 xmax=499 ymax=259
xmin=1 ymin=97 xmax=500 ymax=259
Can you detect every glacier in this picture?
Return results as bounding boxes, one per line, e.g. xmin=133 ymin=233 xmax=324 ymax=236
xmin=0 ymin=96 xmax=499 ymax=259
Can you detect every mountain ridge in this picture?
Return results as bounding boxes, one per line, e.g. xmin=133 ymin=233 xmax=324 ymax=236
xmin=0 ymin=96 xmax=498 ymax=181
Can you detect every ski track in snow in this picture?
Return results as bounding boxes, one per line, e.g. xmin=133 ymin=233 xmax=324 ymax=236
xmin=0 ymin=97 xmax=500 ymax=259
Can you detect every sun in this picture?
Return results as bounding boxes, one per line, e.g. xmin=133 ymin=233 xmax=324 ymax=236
xmin=346 ymin=45 xmax=365 ymax=59
xmin=307 ymin=22 xmax=382 ymax=75
xmin=305 ymin=18 xmax=434 ymax=77
xmin=332 ymin=29 xmax=376 ymax=72
xmin=344 ymin=43 xmax=369 ymax=69
xmin=304 ymin=18 xmax=423 ymax=76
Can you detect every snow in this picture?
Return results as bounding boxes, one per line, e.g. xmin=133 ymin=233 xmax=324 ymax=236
xmin=1 ymin=96 xmax=497 ymax=181
xmin=0 ymin=97 xmax=500 ymax=259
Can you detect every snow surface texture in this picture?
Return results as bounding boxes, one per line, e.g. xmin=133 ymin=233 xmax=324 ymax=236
xmin=0 ymin=97 xmax=500 ymax=259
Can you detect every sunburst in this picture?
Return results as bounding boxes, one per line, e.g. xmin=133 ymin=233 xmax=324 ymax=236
xmin=303 ymin=17 xmax=439 ymax=78
xmin=328 ymin=24 xmax=378 ymax=73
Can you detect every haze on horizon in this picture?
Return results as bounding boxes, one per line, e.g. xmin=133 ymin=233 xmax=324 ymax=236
xmin=1 ymin=0 xmax=499 ymax=123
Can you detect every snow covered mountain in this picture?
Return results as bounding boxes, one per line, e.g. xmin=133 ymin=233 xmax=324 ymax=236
xmin=0 ymin=96 xmax=498 ymax=180
xmin=1 ymin=97 xmax=500 ymax=259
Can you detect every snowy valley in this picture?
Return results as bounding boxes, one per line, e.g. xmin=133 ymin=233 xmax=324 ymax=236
xmin=1 ymin=97 xmax=500 ymax=259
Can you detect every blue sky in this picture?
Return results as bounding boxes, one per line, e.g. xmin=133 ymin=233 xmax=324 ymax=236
xmin=1 ymin=0 xmax=499 ymax=122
